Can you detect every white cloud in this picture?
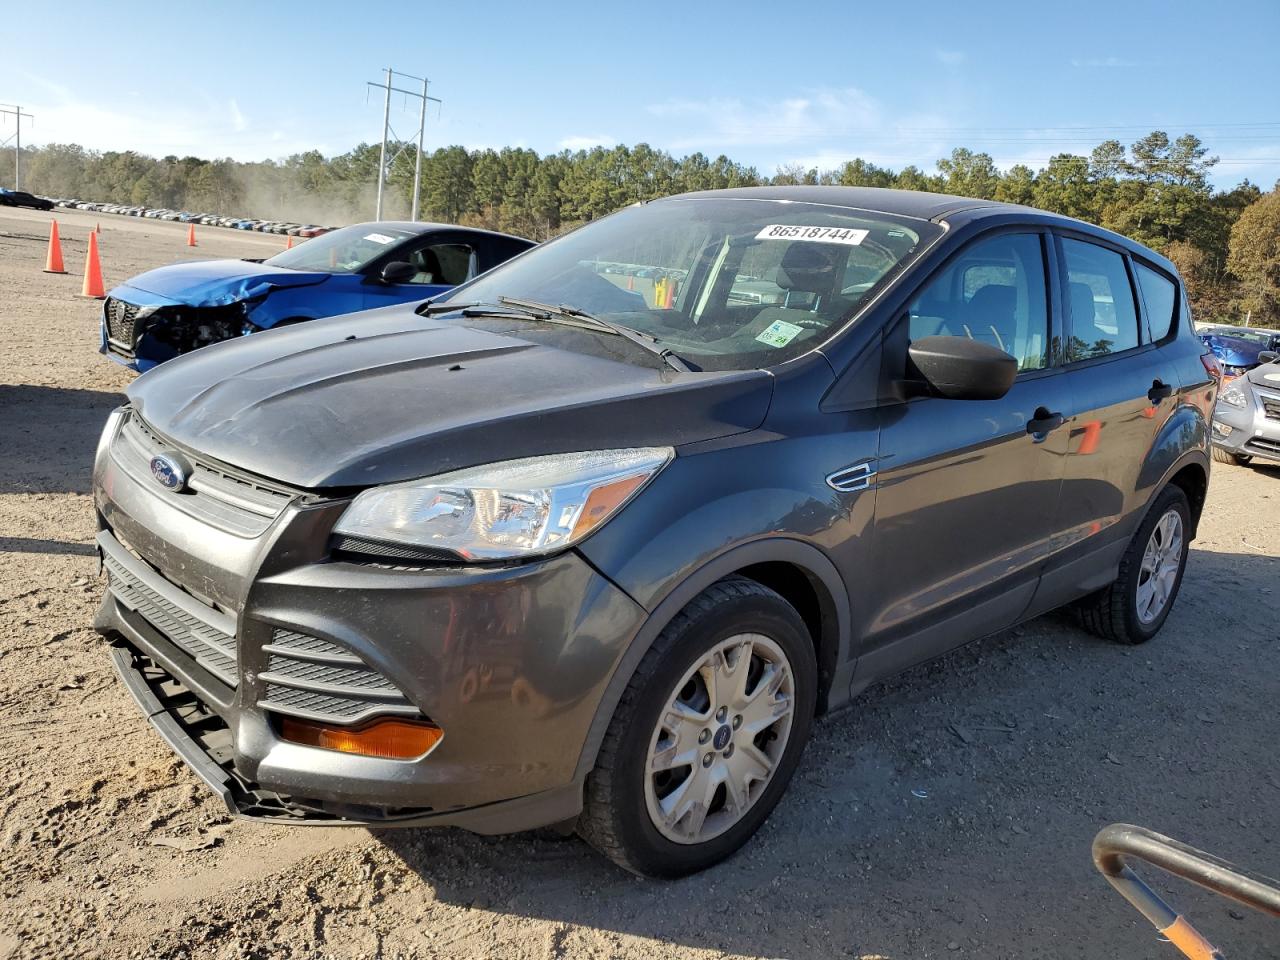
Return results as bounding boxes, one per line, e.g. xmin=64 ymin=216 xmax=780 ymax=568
xmin=1070 ymin=56 xmax=1137 ymax=68
xmin=936 ymin=50 xmax=966 ymax=66
xmin=557 ymin=133 xmax=617 ymax=151
xmin=645 ymin=88 xmax=886 ymax=152
xmin=13 ymin=71 xmax=331 ymax=160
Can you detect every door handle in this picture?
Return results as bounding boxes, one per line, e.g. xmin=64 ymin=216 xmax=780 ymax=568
xmin=1148 ymin=380 xmax=1174 ymax=403
xmin=1026 ymin=407 xmax=1065 ymax=436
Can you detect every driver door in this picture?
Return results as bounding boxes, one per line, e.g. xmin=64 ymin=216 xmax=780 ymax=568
xmin=861 ymin=230 xmax=1072 ymax=668
xmin=363 ymin=235 xmax=477 ymax=309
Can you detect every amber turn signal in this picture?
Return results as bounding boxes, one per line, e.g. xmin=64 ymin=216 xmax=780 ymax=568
xmin=279 ymin=716 xmax=444 ymax=760
xmin=572 ymin=472 xmax=649 ymax=539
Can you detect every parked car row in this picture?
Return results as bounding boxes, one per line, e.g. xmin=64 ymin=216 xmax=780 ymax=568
xmin=46 ymin=196 xmax=336 ymax=237
xmin=91 ymin=185 xmax=1215 ymax=877
xmin=1199 ymin=324 xmax=1280 ymax=467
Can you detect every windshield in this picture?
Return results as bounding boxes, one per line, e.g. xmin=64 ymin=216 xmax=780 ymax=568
xmin=1214 ymin=329 xmax=1273 ymax=346
xmin=264 ymin=223 xmax=416 ymax=273
xmin=436 ymin=198 xmax=940 ymax=370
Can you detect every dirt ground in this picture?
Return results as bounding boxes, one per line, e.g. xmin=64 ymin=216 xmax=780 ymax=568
xmin=1 ymin=206 xmax=1277 ymax=960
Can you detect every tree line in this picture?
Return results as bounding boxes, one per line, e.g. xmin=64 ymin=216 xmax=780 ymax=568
xmin=2 ymin=133 xmax=1277 ymax=325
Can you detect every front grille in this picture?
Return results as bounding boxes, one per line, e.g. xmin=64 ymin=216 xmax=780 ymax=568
xmin=111 ymin=412 xmax=295 ymax=537
xmin=104 ymin=297 xmax=142 ymax=356
xmin=1261 ymin=393 xmax=1280 ymax=421
xmin=104 ymin=550 xmax=239 ymax=687
xmin=1245 ymin=436 xmax=1280 ymax=455
xmin=258 ymin=629 xmax=417 ymax=724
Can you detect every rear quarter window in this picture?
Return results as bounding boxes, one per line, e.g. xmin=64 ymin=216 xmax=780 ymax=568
xmin=1134 ymin=262 xmax=1177 ymax=342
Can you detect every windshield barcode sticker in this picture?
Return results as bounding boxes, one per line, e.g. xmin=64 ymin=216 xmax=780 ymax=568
xmin=364 ymin=233 xmax=396 ymax=244
xmin=756 ymin=225 xmax=868 ymax=245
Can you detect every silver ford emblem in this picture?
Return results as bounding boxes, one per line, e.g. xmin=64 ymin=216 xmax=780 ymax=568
xmin=150 ymin=453 xmax=188 ymax=492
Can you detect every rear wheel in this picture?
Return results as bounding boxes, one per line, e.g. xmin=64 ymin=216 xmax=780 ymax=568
xmin=578 ymin=578 xmax=816 ymax=877
xmin=1211 ymin=446 xmax=1252 ymax=466
xmin=1078 ymin=485 xmax=1191 ymax=644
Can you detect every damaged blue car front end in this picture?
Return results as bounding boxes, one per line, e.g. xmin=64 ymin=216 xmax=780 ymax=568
xmin=99 ymin=260 xmax=366 ymax=372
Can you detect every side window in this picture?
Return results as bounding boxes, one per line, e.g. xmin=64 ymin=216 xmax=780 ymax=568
xmin=1134 ymin=261 xmax=1177 ymax=342
xmin=1062 ymin=239 xmax=1140 ymax=360
xmin=407 ymin=242 xmax=474 ymax=285
xmin=908 ymin=233 xmax=1049 ymax=372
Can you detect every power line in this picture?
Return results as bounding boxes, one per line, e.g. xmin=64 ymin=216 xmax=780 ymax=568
xmin=365 ymin=68 xmax=441 ymax=221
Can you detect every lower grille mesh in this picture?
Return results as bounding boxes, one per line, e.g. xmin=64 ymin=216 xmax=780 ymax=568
xmin=104 ymin=552 xmax=238 ymax=687
xmin=259 ymin=629 xmax=417 ymax=724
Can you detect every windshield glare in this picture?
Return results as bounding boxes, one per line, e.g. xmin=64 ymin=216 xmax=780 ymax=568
xmin=265 ymin=223 xmax=416 ymax=274
xmin=439 ymin=199 xmax=938 ymax=370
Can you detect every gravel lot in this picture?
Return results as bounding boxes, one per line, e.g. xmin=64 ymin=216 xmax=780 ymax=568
xmin=1 ymin=206 xmax=1277 ymax=960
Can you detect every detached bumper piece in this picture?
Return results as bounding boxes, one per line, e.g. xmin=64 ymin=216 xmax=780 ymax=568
xmin=107 ymin=641 xmax=439 ymax=825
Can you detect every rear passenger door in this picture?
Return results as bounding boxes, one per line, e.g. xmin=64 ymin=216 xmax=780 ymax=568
xmin=1049 ymin=235 xmax=1181 ymax=567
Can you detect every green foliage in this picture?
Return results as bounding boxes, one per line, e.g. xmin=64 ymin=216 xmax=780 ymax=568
xmin=4 ymin=129 xmax=1272 ymax=324
xmin=1227 ymin=189 xmax=1280 ymax=325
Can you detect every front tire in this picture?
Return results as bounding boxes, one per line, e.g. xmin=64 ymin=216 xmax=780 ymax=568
xmin=1078 ymin=485 xmax=1191 ymax=644
xmin=578 ymin=578 xmax=816 ymax=877
xmin=1211 ymin=446 xmax=1252 ymax=467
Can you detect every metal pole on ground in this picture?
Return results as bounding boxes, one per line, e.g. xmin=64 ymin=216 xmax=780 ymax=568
xmin=411 ymin=77 xmax=428 ymax=222
xmin=375 ymin=68 xmax=392 ymax=221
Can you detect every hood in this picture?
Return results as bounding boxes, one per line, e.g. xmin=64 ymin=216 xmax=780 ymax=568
xmin=1203 ymin=334 xmax=1267 ymax=368
xmin=1246 ymin=362 xmax=1280 ymax=389
xmin=127 ymin=306 xmax=774 ymax=489
xmin=113 ymin=258 xmax=331 ymax=307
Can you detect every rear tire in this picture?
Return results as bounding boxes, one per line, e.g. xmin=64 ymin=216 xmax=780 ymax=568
xmin=578 ymin=577 xmax=816 ymax=878
xmin=1078 ymin=485 xmax=1191 ymax=644
xmin=1211 ymin=446 xmax=1251 ymax=466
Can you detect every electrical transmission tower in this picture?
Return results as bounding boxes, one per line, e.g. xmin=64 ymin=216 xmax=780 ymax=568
xmin=0 ymin=104 xmax=35 ymax=190
xmin=366 ymin=69 xmax=441 ymax=222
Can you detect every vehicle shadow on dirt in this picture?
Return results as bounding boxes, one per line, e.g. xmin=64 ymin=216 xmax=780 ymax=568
xmin=0 ymin=384 xmax=124 ymax=495
xmin=376 ymin=544 xmax=1278 ymax=958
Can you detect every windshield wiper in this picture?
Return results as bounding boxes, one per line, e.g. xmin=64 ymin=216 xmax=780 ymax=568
xmin=495 ymin=296 xmax=693 ymax=373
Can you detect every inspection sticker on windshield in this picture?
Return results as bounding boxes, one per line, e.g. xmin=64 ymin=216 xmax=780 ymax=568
xmin=363 ymin=232 xmax=396 ymax=244
xmin=755 ymin=318 xmax=804 ymax=348
xmin=756 ymin=224 xmax=868 ymax=245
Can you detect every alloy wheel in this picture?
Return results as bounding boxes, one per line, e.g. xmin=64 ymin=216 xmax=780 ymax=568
xmin=643 ymin=633 xmax=795 ymax=845
xmin=1136 ymin=509 xmax=1183 ymax=624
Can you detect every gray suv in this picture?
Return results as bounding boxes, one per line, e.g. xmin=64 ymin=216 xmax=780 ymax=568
xmin=93 ymin=187 xmax=1216 ymax=877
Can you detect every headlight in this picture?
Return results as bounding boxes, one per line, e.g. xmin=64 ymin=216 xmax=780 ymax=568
xmin=95 ymin=407 xmax=128 ymax=465
xmin=332 ymin=448 xmax=673 ymax=561
xmin=1218 ymin=383 xmax=1248 ymax=408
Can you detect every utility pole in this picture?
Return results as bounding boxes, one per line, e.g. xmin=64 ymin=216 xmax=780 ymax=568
xmin=365 ymin=70 xmax=441 ymax=222
xmin=0 ymin=104 xmax=35 ymax=190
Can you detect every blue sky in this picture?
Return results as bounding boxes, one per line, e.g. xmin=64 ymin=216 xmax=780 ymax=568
xmin=3 ymin=0 xmax=1278 ymax=188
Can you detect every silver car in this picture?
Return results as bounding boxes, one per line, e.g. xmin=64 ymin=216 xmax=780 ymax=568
xmin=1212 ymin=358 xmax=1280 ymax=465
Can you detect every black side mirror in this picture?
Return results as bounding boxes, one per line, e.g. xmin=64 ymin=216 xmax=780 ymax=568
xmin=379 ymin=261 xmax=417 ymax=284
xmin=1258 ymin=350 xmax=1279 ymax=364
xmin=905 ymin=336 xmax=1017 ymax=401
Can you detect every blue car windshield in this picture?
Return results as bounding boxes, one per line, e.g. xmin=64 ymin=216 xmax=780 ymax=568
xmin=265 ymin=224 xmax=416 ymax=274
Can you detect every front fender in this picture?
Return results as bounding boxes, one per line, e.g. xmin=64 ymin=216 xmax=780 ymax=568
xmin=571 ymin=535 xmax=854 ymax=783
xmin=572 ymin=436 xmax=871 ymax=780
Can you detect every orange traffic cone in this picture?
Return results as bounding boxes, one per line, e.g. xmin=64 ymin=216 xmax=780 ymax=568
xmin=187 ymin=223 xmax=197 ymax=247
xmin=95 ymin=222 xmax=101 ymax=235
xmin=43 ymin=220 xmax=67 ymax=274
xmin=82 ymin=230 xmax=106 ymax=299
xmin=286 ymin=235 xmax=293 ymax=249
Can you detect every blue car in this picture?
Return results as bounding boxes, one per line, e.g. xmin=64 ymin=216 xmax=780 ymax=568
xmin=1198 ymin=332 xmax=1278 ymax=381
xmin=100 ymin=222 xmax=535 ymax=371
